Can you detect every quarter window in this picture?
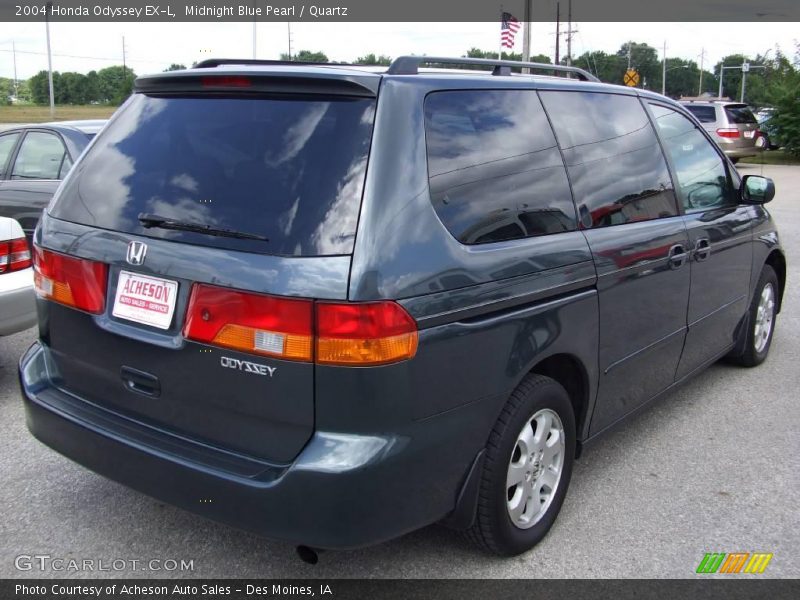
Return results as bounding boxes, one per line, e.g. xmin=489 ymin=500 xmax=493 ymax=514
xmin=11 ymin=131 xmax=70 ymax=180
xmin=0 ymin=132 xmax=20 ymax=177
xmin=540 ymin=91 xmax=678 ymax=228
xmin=649 ymin=103 xmax=733 ymax=212
xmin=424 ymin=90 xmax=576 ymax=245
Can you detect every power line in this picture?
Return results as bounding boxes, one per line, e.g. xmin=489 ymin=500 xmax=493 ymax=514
xmin=0 ymin=47 xmax=165 ymax=65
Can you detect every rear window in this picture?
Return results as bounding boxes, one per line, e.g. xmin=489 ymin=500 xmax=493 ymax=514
xmin=683 ymin=105 xmax=717 ymax=123
xmin=50 ymin=93 xmax=376 ymax=256
xmin=724 ymin=104 xmax=757 ymax=124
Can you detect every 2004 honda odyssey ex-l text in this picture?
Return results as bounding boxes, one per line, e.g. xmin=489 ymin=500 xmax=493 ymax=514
xmin=19 ymin=57 xmax=786 ymax=558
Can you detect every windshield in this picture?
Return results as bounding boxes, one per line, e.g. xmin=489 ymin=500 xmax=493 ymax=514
xmin=50 ymin=93 xmax=376 ymax=256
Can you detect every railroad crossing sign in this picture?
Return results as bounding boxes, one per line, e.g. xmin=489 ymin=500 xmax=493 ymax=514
xmin=623 ymin=69 xmax=640 ymax=87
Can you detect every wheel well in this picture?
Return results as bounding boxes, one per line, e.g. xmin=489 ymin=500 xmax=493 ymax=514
xmin=530 ymin=354 xmax=589 ymax=445
xmin=765 ymin=250 xmax=786 ymax=313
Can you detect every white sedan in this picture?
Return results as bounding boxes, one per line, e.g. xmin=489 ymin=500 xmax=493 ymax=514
xmin=0 ymin=217 xmax=36 ymax=336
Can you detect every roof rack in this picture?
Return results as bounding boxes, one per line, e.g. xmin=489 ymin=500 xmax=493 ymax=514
xmin=194 ymin=58 xmax=354 ymax=69
xmin=386 ymin=56 xmax=599 ymax=81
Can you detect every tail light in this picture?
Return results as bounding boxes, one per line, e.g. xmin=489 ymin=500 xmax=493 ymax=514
xmin=184 ymin=284 xmax=418 ymax=366
xmin=0 ymin=237 xmax=32 ymax=273
xmin=33 ymin=247 xmax=108 ymax=313
xmin=717 ymin=128 xmax=740 ymax=139
xmin=184 ymin=284 xmax=314 ymax=362
xmin=316 ymin=302 xmax=418 ymax=365
xmin=202 ymin=76 xmax=252 ymax=88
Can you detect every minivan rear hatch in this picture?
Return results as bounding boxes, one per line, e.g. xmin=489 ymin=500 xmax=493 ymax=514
xmin=41 ymin=69 xmax=378 ymax=463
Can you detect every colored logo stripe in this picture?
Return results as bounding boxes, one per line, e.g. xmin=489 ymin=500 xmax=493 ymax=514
xmin=744 ymin=553 xmax=773 ymax=574
xmin=697 ymin=552 xmax=773 ymax=574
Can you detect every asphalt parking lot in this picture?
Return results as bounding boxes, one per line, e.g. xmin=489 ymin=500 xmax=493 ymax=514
xmin=1 ymin=164 xmax=798 ymax=579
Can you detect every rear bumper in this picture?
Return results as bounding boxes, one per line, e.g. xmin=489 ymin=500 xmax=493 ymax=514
xmin=19 ymin=341 xmax=476 ymax=549
xmin=723 ymin=145 xmax=763 ymax=159
xmin=0 ymin=268 xmax=36 ymax=336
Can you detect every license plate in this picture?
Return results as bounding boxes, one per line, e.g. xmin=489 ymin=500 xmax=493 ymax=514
xmin=744 ymin=130 xmax=755 ymax=138
xmin=112 ymin=270 xmax=178 ymax=330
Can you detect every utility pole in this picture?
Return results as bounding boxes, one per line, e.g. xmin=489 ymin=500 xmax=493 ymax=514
xmin=555 ymin=2 xmax=560 ymax=65
xmin=698 ymin=47 xmax=705 ymax=95
xmin=122 ymin=36 xmax=126 ymax=76
xmin=12 ymin=40 xmax=18 ymax=100
xmin=521 ymin=0 xmax=532 ymax=73
xmin=566 ymin=0 xmax=572 ymax=66
xmin=287 ymin=22 xmax=292 ymax=60
xmin=252 ymin=1 xmax=257 ymax=58
xmin=718 ymin=62 xmax=724 ymax=98
xmin=45 ymin=1 xmax=54 ymax=118
xmin=661 ymin=40 xmax=666 ymax=95
xmin=627 ymin=40 xmax=632 ymax=70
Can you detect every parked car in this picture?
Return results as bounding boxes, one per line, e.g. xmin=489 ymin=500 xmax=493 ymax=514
xmin=754 ymin=107 xmax=781 ymax=150
xmin=0 ymin=120 xmax=105 ymax=242
xmin=20 ymin=58 xmax=785 ymax=558
xmin=679 ymin=99 xmax=762 ymax=163
xmin=0 ymin=216 xmax=35 ymax=336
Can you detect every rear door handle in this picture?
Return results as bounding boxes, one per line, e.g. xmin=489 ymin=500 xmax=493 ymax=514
xmin=121 ymin=366 xmax=161 ymax=398
xmin=668 ymin=244 xmax=688 ymax=270
xmin=694 ymin=238 xmax=711 ymax=261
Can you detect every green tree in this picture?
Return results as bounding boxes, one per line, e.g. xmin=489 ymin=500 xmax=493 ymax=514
xmin=355 ymin=53 xmax=392 ymax=66
xmin=97 ymin=65 xmax=136 ymax=104
xmin=615 ymin=42 xmax=660 ymax=90
xmin=28 ymin=70 xmax=52 ymax=105
xmin=164 ymin=63 xmax=187 ymax=71
xmin=59 ymin=72 xmax=89 ymax=104
xmin=767 ymin=46 xmax=800 ymax=157
xmin=280 ymin=50 xmax=328 ymax=63
xmin=0 ymin=77 xmax=14 ymax=105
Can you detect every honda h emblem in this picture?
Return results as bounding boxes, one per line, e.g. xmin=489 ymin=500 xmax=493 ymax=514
xmin=126 ymin=241 xmax=147 ymax=266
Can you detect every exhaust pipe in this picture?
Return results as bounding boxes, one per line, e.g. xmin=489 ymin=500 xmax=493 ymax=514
xmin=296 ymin=545 xmax=323 ymax=564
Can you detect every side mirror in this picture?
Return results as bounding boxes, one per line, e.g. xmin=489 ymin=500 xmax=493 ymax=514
xmin=741 ymin=175 xmax=775 ymax=204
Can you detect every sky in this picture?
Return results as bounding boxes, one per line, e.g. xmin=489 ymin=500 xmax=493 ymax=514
xmin=0 ymin=21 xmax=797 ymax=80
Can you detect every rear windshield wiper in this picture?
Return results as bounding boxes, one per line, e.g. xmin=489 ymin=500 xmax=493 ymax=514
xmin=137 ymin=213 xmax=269 ymax=242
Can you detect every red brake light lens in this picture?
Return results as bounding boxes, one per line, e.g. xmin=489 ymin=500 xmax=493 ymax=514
xmin=717 ymin=127 xmax=740 ymax=139
xmin=0 ymin=237 xmax=32 ymax=273
xmin=316 ymin=301 xmax=418 ymax=365
xmin=183 ymin=285 xmax=419 ymax=366
xmin=201 ymin=76 xmax=252 ymax=88
xmin=33 ymin=247 xmax=108 ymax=313
xmin=183 ymin=284 xmax=314 ymax=361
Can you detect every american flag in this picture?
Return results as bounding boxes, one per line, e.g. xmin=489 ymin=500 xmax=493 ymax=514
xmin=501 ymin=12 xmax=521 ymax=49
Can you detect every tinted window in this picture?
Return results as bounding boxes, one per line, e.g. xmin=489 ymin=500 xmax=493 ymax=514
xmin=11 ymin=131 xmax=68 ymax=180
xmin=51 ymin=94 xmax=376 ymax=256
xmin=724 ymin=104 xmax=757 ymax=124
xmin=683 ymin=105 xmax=717 ymax=123
xmin=0 ymin=132 xmax=20 ymax=177
xmin=540 ymin=92 xmax=677 ymax=228
xmin=424 ymin=90 xmax=576 ymax=245
xmin=649 ymin=104 xmax=733 ymax=212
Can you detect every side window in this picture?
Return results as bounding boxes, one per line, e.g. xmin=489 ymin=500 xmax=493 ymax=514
xmin=424 ymin=90 xmax=576 ymax=245
xmin=649 ymin=103 xmax=733 ymax=213
xmin=11 ymin=131 xmax=69 ymax=180
xmin=0 ymin=132 xmax=20 ymax=178
xmin=540 ymin=91 xmax=678 ymax=229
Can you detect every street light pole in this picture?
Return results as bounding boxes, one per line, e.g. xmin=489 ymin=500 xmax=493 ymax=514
xmin=45 ymin=1 xmax=54 ymax=118
xmin=661 ymin=40 xmax=666 ymax=95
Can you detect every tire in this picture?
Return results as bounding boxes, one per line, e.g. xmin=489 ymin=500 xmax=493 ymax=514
xmin=731 ymin=265 xmax=779 ymax=367
xmin=465 ymin=374 xmax=575 ymax=556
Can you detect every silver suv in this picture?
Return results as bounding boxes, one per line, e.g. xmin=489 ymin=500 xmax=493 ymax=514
xmin=679 ymin=99 xmax=762 ymax=163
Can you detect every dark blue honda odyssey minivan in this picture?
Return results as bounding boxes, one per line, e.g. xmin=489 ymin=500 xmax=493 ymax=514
xmin=19 ymin=57 xmax=785 ymax=558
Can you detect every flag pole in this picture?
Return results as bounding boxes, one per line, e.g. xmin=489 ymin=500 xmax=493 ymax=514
xmin=499 ymin=6 xmax=503 ymax=59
